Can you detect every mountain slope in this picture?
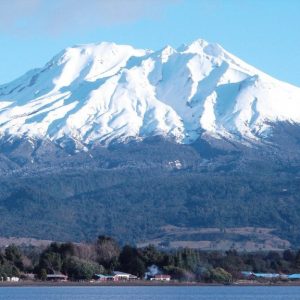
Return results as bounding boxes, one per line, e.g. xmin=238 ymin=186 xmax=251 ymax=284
xmin=1 ymin=39 xmax=300 ymax=249
xmin=1 ymin=39 xmax=300 ymax=149
xmin=0 ymin=137 xmax=299 ymax=249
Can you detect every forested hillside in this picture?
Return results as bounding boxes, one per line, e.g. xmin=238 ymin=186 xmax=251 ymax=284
xmin=0 ymin=133 xmax=299 ymax=248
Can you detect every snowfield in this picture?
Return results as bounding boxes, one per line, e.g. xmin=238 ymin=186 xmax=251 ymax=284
xmin=0 ymin=39 xmax=300 ymax=147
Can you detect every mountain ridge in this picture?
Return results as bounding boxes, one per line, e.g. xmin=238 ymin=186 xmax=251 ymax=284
xmin=1 ymin=38 xmax=300 ymax=150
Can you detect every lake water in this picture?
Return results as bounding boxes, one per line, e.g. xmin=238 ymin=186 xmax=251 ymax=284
xmin=0 ymin=286 xmax=300 ymax=300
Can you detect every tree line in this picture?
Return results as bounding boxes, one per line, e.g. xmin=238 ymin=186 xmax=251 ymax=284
xmin=1 ymin=236 xmax=300 ymax=283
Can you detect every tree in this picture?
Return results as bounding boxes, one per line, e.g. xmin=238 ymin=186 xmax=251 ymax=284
xmin=39 ymin=252 xmax=62 ymax=274
xmin=0 ymin=261 xmax=20 ymax=278
xmin=95 ymin=236 xmax=120 ymax=270
xmin=37 ymin=268 xmax=47 ymax=281
xmin=36 ymin=242 xmax=77 ymax=277
xmin=5 ymin=244 xmax=23 ymax=270
xmin=64 ymin=257 xmax=104 ymax=280
xmin=119 ymin=245 xmax=146 ymax=277
xmin=210 ymin=267 xmax=232 ymax=284
xmin=283 ymin=249 xmax=295 ymax=262
xmin=141 ymin=245 xmax=163 ymax=266
xmin=295 ymin=250 xmax=300 ymax=269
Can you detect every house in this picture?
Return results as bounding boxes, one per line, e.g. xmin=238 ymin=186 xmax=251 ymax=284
xmin=253 ymin=273 xmax=281 ymax=279
xmin=94 ymin=271 xmax=138 ymax=282
xmin=113 ymin=271 xmax=138 ymax=281
xmin=5 ymin=277 xmax=20 ymax=282
xmin=241 ymin=271 xmax=300 ymax=281
xmin=241 ymin=272 xmax=286 ymax=280
xmin=46 ymin=274 xmax=68 ymax=281
xmin=22 ymin=273 xmax=36 ymax=280
xmin=94 ymin=274 xmax=109 ymax=281
xmin=93 ymin=274 xmax=117 ymax=282
xmin=240 ymin=271 xmax=256 ymax=280
xmin=151 ymin=274 xmax=171 ymax=281
xmin=288 ymin=274 xmax=300 ymax=280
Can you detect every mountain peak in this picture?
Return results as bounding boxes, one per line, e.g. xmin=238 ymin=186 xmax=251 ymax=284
xmin=0 ymin=39 xmax=300 ymax=148
xmin=180 ymin=39 xmax=223 ymax=56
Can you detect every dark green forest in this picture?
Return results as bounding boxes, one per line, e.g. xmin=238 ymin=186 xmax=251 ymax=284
xmin=0 ymin=165 xmax=300 ymax=245
xmin=0 ymin=128 xmax=300 ymax=247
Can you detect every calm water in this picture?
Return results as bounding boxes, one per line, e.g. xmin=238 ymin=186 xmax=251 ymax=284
xmin=0 ymin=286 xmax=300 ymax=300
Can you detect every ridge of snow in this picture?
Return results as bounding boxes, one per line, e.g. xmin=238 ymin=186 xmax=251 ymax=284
xmin=0 ymin=38 xmax=300 ymax=147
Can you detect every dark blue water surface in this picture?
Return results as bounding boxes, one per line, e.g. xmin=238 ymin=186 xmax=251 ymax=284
xmin=0 ymin=286 xmax=300 ymax=300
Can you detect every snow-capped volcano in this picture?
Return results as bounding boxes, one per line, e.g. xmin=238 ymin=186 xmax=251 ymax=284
xmin=0 ymin=39 xmax=300 ymax=147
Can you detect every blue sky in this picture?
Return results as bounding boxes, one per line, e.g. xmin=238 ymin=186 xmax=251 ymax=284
xmin=1 ymin=0 xmax=300 ymax=86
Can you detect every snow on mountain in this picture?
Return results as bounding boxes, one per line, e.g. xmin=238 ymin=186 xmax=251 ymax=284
xmin=0 ymin=39 xmax=300 ymax=148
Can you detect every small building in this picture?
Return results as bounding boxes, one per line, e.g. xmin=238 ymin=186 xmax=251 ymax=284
xmin=253 ymin=273 xmax=281 ymax=279
xmin=94 ymin=274 xmax=109 ymax=281
xmin=6 ymin=277 xmax=20 ymax=282
xmin=113 ymin=271 xmax=138 ymax=281
xmin=241 ymin=272 xmax=289 ymax=280
xmin=46 ymin=274 xmax=68 ymax=281
xmin=93 ymin=274 xmax=117 ymax=281
xmin=105 ymin=275 xmax=117 ymax=281
xmin=288 ymin=274 xmax=300 ymax=280
xmin=151 ymin=274 xmax=171 ymax=281
xmin=22 ymin=273 xmax=36 ymax=280
xmin=94 ymin=272 xmax=138 ymax=282
xmin=240 ymin=271 xmax=256 ymax=280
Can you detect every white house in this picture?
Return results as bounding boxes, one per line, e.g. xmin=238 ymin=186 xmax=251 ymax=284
xmin=113 ymin=271 xmax=138 ymax=281
xmin=46 ymin=274 xmax=68 ymax=281
xmin=5 ymin=276 xmax=20 ymax=282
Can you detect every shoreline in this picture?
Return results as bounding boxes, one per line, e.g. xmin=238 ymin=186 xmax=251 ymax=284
xmin=1 ymin=280 xmax=300 ymax=288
